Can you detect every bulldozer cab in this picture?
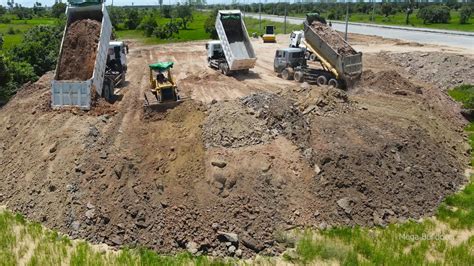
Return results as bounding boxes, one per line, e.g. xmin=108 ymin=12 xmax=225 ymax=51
xmin=145 ymin=61 xmax=180 ymax=107
xmin=262 ymin=25 xmax=276 ymax=43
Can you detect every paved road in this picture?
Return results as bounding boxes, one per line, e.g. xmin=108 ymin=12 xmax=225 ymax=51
xmin=246 ymin=13 xmax=474 ymax=50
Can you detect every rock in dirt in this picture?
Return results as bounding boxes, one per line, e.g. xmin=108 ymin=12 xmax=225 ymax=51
xmin=218 ymin=231 xmax=239 ymax=243
xmin=186 ymin=241 xmax=199 ymax=254
xmin=57 ymin=19 xmax=101 ymax=81
xmin=241 ymin=234 xmax=263 ymax=252
xmin=211 ymin=160 xmax=227 ymax=168
xmin=337 ymin=197 xmax=353 ymax=214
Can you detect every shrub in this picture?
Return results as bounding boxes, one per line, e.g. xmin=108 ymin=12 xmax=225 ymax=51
xmin=460 ymin=6 xmax=472 ymax=25
xmin=417 ymin=5 xmax=451 ymax=24
xmin=204 ymin=9 xmax=218 ymax=39
xmin=7 ymin=27 xmax=15 ymax=35
xmin=138 ymin=15 xmax=158 ymax=37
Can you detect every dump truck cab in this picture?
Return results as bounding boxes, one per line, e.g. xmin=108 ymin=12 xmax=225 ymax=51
xmin=108 ymin=41 xmax=127 ymax=71
xmin=262 ymin=25 xmax=276 ymax=43
xmin=274 ymin=48 xmax=306 ymax=73
xmin=306 ymin=12 xmax=327 ymax=25
xmin=206 ymin=40 xmax=224 ymax=60
xmin=289 ymin=30 xmax=305 ymax=48
xmin=144 ymin=61 xmax=180 ymax=106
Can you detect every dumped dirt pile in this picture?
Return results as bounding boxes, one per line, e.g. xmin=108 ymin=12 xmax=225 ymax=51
xmin=0 ymin=43 xmax=471 ymax=259
xmin=310 ymin=22 xmax=357 ymax=55
xmin=381 ymin=52 xmax=474 ymax=89
xmin=361 ymin=69 xmax=422 ymax=95
xmin=241 ymin=93 xmax=311 ymax=152
xmin=57 ymin=19 xmax=101 ymax=81
xmin=202 ymin=101 xmax=270 ymax=148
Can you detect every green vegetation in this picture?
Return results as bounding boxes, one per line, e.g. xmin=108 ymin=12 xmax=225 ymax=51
xmin=244 ymin=16 xmax=301 ymax=36
xmin=282 ymin=85 xmax=474 ymax=265
xmin=0 ymin=209 xmax=232 ymax=265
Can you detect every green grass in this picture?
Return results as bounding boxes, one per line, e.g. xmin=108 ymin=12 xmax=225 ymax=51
xmin=116 ymin=12 xmax=209 ymax=45
xmin=244 ymin=16 xmax=301 ymax=36
xmin=0 ymin=209 xmax=232 ymax=265
xmin=287 ymin=84 xmax=474 ymax=265
xmin=0 ymin=18 xmax=56 ymax=49
xmin=290 ymin=10 xmax=474 ymax=32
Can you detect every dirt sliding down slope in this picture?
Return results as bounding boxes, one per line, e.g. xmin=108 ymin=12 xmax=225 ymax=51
xmin=57 ymin=19 xmax=101 ymax=81
xmin=310 ymin=21 xmax=357 ymax=55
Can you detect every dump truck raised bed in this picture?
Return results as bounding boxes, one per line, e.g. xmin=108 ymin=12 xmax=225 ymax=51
xmin=51 ymin=1 xmax=113 ymax=110
xmin=275 ymin=15 xmax=362 ymax=88
xmin=207 ymin=10 xmax=257 ymax=75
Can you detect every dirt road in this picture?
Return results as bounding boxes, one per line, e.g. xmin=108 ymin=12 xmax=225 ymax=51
xmin=0 ymin=34 xmax=472 ymax=257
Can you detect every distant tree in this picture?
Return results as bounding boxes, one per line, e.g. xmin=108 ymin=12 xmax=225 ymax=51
xmin=204 ymin=9 xmax=218 ymax=39
xmin=381 ymin=3 xmax=394 ymax=18
xmin=51 ymin=2 xmax=66 ymax=18
xmin=417 ymin=5 xmax=451 ymax=24
xmin=125 ymin=9 xmax=140 ymax=30
xmin=0 ymin=5 xmax=6 ymax=16
xmin=446 ymin=0 xmax=460 ymax=10
xmin=159 ymin=0 xmax=163 ymax=9
xmin=460 ymin=5 xmax=472 ymax=24
xmin=162 ymin=5 xmax=172 ymax=18
xmin=33 ymin=2 xmax=44 ymax=15
xmin=176 ymin=4 xmax=193 ymax=29
xmin=138 ymin=15 xmax=157 ymax=37
xmin=405 ymin=0 xmax=415 ymax=25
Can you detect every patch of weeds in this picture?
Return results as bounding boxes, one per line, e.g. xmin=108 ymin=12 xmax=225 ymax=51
xmin=448 ymin=84 xmax=474 ymax=109
xmin=0 ymin=212 xmax=16 ymax=265
xmin=70 ymin=242 xmax=107 ymax=266
xmin=437 ymin=175 xmax=474 ymax=229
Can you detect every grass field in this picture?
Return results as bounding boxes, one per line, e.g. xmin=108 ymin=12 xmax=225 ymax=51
xmin=0 ymin=18 xmax=56 ymax=50
xmin=290 ymin=10 xmax=474 ymax=32
xmin=116 ymin=12 xmax=209 ymax=45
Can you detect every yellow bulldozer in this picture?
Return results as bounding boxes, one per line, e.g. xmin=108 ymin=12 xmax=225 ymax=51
xmin=262 ymin=25 xmax=276 ymax=43
xmin=144 ymin=61 xmax=181 ymax=107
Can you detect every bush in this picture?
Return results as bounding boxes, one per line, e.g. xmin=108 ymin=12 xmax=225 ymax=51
xmin=204 ymin=9 xmax=218 ymax=39
xmin=7 ymin=27 xmax=15 ymax=35
xmin=138 ymin=15 xmax=158 ymax=37
xmin=0 ymin=34 xmax=3 ymax=50
xmin=125 ymin=9 xmax=140 ymax=30
xmin=417 ymin=5 xmax=451 ymax=24
xmin=0 ymin=15 xmax=11 ymax=23
xmin=460 ymin=6 xmax=472 ymax=25
xmin=10 ymin=25 xmax=62 ymax=76
xmin=0 ymin=55 xmax=37 ymax=102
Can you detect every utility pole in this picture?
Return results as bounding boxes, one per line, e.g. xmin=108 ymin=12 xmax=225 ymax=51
xmin=284 ymin=3 xmax=287 ymax=34
xmin=344 ymin=0 xmax=349 ymax=41
xmin=259 ymin=1 xmax=262 ymax=32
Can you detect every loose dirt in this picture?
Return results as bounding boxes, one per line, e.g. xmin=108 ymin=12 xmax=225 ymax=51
xmin=0 ymin=35 xmax=471 ymax=258
xmin=310 ymin=22 xmax=357 ymax=55
xmin=57 ymin=19 xmax=101 ymax=81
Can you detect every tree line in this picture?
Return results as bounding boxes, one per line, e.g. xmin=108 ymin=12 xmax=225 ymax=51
xmin=207 ymin=1 xmax=473 ymax=25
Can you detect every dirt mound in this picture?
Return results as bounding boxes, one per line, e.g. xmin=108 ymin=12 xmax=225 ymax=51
xmin=381 ymin=52 xmax=474 ymax=89
xmin=57 ymin=19 xmax=101 ymax=81
xmin=202 ymin=101 xmax=270 ymax=148
xmin=241 ymin=93 xmax=311 ymax=152
xmin=310 ymin=22 xmax=357 ymax=55
xmin=361 ymin=70 xmax=422 ymax=95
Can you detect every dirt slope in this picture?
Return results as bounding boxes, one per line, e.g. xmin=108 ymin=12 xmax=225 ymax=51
xmin=0 ymin=37 xmax=471 ymax=258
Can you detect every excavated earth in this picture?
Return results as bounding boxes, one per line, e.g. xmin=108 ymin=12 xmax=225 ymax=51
xmin=0 ymin=35 xmax=471 ymax=258
xmin=310 ymin=22 xmax=357 ymax=55
xmin=57 ymin=19 xmax=101 ymax=81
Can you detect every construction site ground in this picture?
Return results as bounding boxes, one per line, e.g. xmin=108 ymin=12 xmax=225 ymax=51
xmin=0 ymin=33 xmax=473 ymax=258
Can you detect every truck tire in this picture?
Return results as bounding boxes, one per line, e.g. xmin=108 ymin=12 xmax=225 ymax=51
xmin=309 ymin=54 xmax=317 ymax=61
xmin=294 ymin=71 xmax=304 ymax=83
xmin=219 ymin=63 xmax=230 ymax=76
xmin=103 ymin=78 xmax=113 ymax=102
xmin=328 ymin=78 xmax=339 ymax=88
xmin=316 ymin=75 xmax=327 ymax=86
xmin=281 ymin=68 xmax=293 ymax=80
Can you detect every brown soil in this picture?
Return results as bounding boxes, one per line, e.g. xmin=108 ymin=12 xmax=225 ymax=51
xmin=57 ymin=19 xmax=101 ymax=81
xmin=361 ymin=69 xmax=423 ymax=95
xmin=310 ymin=22 xmax=357 ymax=56
xmin=0 ymin=37 xmax=471 ymax=258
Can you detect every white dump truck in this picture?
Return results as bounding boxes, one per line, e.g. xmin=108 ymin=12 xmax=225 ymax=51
xmin=206 ymin=10 xmax=257 ymax=75
xmin=51 ymin=0 xmax=125 ymax=110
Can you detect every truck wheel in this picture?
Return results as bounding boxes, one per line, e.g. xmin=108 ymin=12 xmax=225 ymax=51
xmin=103 ymin=79 xmax=112 ymax=101
xmin=316 ymin=75 xmax=327 ymax=86
xmin=309 ymin=54 xmax=317 ymax=61
xmin=328 ymin=78 xmax=339 ymax=88
xmin=219 ymin=63 xmax=230 ymax=76
xmin=294 ymin=71 xmax=304 ymax=83
xmin=282 ymin=68 xmax=294 ymax=80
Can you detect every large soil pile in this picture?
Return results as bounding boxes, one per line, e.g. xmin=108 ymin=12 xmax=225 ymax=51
xmin=381 ymin=52 xmax=474 ymax=89
xmin=0 ymin=43 xmax=471 ymax=258
xmin=57 ymin=19 xmax=101 ymax=81
xmin=310 ymin=22 xmax=357 ymax=55
xmin=361 ymin=69 xmax=423 ymax=95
